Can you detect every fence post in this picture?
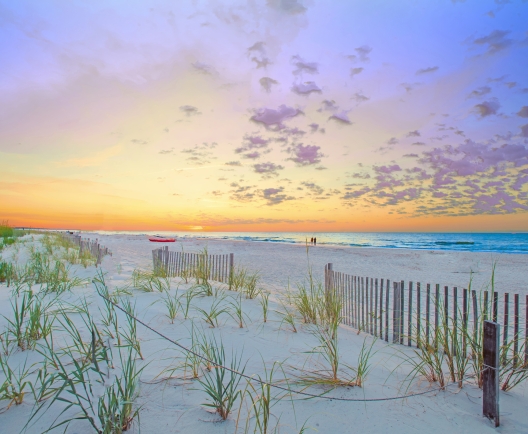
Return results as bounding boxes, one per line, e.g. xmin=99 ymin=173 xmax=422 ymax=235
xmin=326 ymin=263 xmax=334 ymax=294
xmin=228 ymin=253 xmax=234 ymax=290
xmin=393 ymin=281 xmax=401 ymax=344
xmin=483 ymin=320 xmax=500 ymax=427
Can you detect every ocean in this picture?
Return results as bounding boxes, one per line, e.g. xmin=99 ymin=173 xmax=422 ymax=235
xmin=92 ymin=231 xmax=528 ymax=254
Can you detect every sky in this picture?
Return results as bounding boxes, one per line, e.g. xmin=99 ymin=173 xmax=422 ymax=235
xmin=1 ymin=0 xmax=528 ymax=232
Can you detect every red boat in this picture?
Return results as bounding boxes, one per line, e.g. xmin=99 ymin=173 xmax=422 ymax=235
xmin=148 ymin=236 xmax=176 ymax=242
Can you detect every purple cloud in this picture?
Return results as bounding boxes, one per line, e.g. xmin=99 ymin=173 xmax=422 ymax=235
xmin=180 ymin=105 xmax=201 ymax=116
xmin=260 ymin=77 xmax=278 ymax=92
xmin=262 ymin=187 xmax=295 ymax=205
xmin=253 ymin=162 xmax=284 ymax=177
xmin=251 ymin=104 xmax=301 ymax=128
xmin=416 ymin=66 xmax=439 ymax=75
xmin=342 ymin=186 xmax=371 ymax=199
xmin=467 ymin=86 xmax=492 ymax=99
xmin=373 ymin=164 xmax=402 ymax=174
xmin=292 ymin=81 xmax=322 ymax=95
xmin=473 ymin=98 xmax=500 ymax=118
xmin=421 ymin=141 xmax=528 ymax=177
xmin=407 ymin=130 xmax=421 ymax=137
xmin=309 ymin=123 xmax=319 ymax=133
xmin=291 ymin=55 xmax=318 ymax=75
xmin=225 ymin=161 xmax=242 ymax=166
xmin=347 ymin=45 xmax=372 ymax=63
xmin=192 ymin=61 xmax=217 ymax=75
xmin=236 ymin=135 xmax=270 ymax=154
xmin=300 ymin=181 xmax=324 ymax=195
xmin=352 ymin=92 xmax=370 ymax=104
xmin=474 ymin=30 xmax=513 ymax=54
xmin=319 ymin=100 xmax=339 ymax=111
xmin=517 ymin=106 xmax=528 ymax=118
xmin=329 ymin=112 xmax=352 ymax=125
xmin=350 ymin=67 xmax=364 ymax=77
xmin=287 ymin=143 xmax=324 ymax=166
xmin=520 ymin=124 xmax=528 ymax=137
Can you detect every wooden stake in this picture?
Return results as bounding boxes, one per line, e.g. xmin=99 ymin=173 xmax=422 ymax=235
xmin=483 ymin=320 xmax=500 ymax=427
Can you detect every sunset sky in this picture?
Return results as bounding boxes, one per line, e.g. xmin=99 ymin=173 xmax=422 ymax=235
xmin=1 ymin=0 xmax=528 ymax=232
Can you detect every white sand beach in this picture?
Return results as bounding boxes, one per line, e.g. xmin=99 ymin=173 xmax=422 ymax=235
xmin=1 ymin=233 xmax=527 ymax=433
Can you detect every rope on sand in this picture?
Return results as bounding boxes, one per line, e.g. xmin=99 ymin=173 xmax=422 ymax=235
xmin=94 ymin=282 xmax=478 ymax=403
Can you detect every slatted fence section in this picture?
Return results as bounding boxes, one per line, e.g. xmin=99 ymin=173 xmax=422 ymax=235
xmin=324 ymin=263 xmax=528 ymax=362
xmin=153 ymin=246 xmax=234 ymax=286
xmin=60 ymin=233 xmax=112 ymax=266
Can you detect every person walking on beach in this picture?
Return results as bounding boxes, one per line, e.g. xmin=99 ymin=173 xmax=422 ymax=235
xmin=310 ymin=237 xmax=314 ymax=244
xmin=314 ymin=237 xmax=317 ymax=245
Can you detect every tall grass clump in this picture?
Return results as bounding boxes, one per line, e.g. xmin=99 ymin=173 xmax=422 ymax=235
xmin=259 ymin=292 xmax=270 ymax=323
xmin=0 ymin=354 xmax=33 ymax=410
xmin=197 ymin=335 xmax=246 ymax=420
xmin=195 ymin=296 xmax=229 ymax=328
xmin=4 ymin=291 xmax=55 ymax=351
xmin=31 ymin=337 xmax=142 ymax=433
xmin=228 ymin=294 xmax=249 ymax=328
xmin=190 ymin=247 xmax=216 ymax=296
xmin=120 ymin=299 xmax=144 ymax=360
xmin=296 ymin=324 xmax=358 ymax=388
xmin=0 ymin=261 xmax=15 ymax=285
xmin=401 ymin=266 xmax=528 ymax=392
xmin=161 ymin=290 xmax=182 ymax=324
xmin=240 ymin=361 xmax=286 ymax=434
xmin=401 ymin=294 xmax=472 ymax=390
xmin=131 ymin=268 xmax=169 ymax=292
xmin=229 ymin=265 xmax=261 ymax=299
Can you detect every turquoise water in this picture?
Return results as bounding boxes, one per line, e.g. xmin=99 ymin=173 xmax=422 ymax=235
xmin=92 ymin=231 xmax=528 ymax=254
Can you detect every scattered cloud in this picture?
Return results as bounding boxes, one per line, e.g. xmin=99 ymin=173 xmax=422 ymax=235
xmin=350 ymin=67 xmax=364 ymax=77
xmin=473 ymin=98 xmax=500 ymax=118
xmin=416 ymin=66 xmax=439 ymax=75
xmin=291 ymin=81 xmax=322 ymax=95
xmin=262 ymin=186 xmax=295 ymax=205
xmin=253 ymin=162 xmax=284 ymax=177
xmin=318 ymin=100 xmax=339 ymax=112
xmin=407 ymin=130 xmax=421 ymax=137
xmin=351 ymin=92 xmax=369 ymax=104
xmin=328 ymin=112 xmax=352 ymax=125
xmin=267 ymin=0 xmax=307 ymax=15
xmin=300 ymin=181 xmax=324 ymax=195
xmin=517 ymin=106 xmax=528 ymax=118
xmin=259 ymin=77 xmax=278 ymax=92
xmin=473 ymin=29 xmax=513 ymax=54
xmin=180 ymin=105 xmax=201 ymax=116
xmin=181 ymin=142 xmax=217 ymax=165
xmin=251 ymin=104 xmax=301 ymax=128
xmin=291 ymin=55 xmax=318 ymax=75
xmin=287 ymin=143 xmax=325 ymax=166
xmin=467 ymin=86 xmax=492 ymax=98
xmin=192 ymin=61 xmax=217 ymax=75
xmin=347 ymin=45 xmax=372 ymax=63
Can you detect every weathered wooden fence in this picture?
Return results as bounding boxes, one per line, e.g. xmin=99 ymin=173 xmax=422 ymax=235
xmin=152 ymin=246 xmax=234 ymax=286
xmin=324 ymin=263 xmax=528 ymax=363
xmin=61 ymin=233 xmax=112 ymax=266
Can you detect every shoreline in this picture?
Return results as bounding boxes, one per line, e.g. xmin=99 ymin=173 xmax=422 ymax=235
xmin=86 ymin=233 xmax=528 ymax=296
